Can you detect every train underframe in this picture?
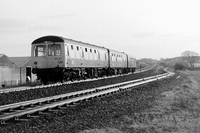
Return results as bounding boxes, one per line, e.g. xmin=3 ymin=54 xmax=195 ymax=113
xmin=32 ymin=67 xmax=135 ymax=84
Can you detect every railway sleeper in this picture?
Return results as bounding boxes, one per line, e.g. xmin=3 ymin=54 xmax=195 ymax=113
xmin=46 ymin=100 xmax=50 ymax=104
xmin=53 ymin=99 xmax=57 ymax=102
xmin=102 ymin=94 xmax=107 ymax=97
xmin=8 ymin=108 xmax=14 ymax=112
xmin=62 ymin=96 xmax=69 ymax=99
xmin=69 ymin=95 xmax=75 ymax=98
xmin=20 ymin=106 xmax=25 ymax=109
xmin=81 ymin=99 xmax=88 ymax=102
xmin=74 ymin=94 xmax=80 ymax=97
xmin=67 ymin=102 xmax=77 ymax=106
xmin=12 ymin=106 xmax=25 ymax=111
xmin=14 ymin=117 xmax=29 ymax=122
xmin=93 ymin=96 xmax=99 ymax=99
xmin=37 ymin=102 xmax=42 ymax=105
xmin=86 ymin=97 xmax=93 ymax=101
xmin=97 ymin=95 xmax=103 ymax=98
xmin=95 ymin=95 xmax=101 ymax=98
xmin=96 ymin=89 xmax=102 ymax=92
xmin=26 ymin=114 xmax=40 ymax=118
xmin=37 ymin=111 xmax=49 ymax=115
xmin=57 ymin=106 xmax=67 ymax=109
xmin=59 ymin=97 xmax=64 ymax=100
xmin=78 ymin=93 xmax=85 ymax=96
xmin=27 ymin=104 xmax=34 ymax=107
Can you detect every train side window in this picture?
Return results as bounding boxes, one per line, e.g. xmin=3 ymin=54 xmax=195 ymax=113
xmin=85 ymin=48 xmax=87 ymax=52
xmin=77 ymin=46 xmax=79 ymax=51
xmin=71 ymin=45 xmax=73 ymax=50
xmin=90 ymin=49 xmax=92 ymax=53
xmin=94 ymin=50 xmax=96 ymax=53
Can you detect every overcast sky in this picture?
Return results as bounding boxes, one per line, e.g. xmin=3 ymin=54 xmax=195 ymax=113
xmin=1 ymin=0 xmax=200 ymax=59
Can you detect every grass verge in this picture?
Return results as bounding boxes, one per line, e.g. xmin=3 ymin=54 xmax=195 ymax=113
xmin=122 ymin=70 xmax=200 ymax=133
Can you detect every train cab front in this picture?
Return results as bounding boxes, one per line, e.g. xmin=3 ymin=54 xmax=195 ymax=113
xmin=31 ymin=36 xmax=65 ymax=84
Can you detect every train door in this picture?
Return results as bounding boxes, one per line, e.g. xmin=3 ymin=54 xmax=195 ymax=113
xmin=31 ymin=44 xmax=48 ymax=68
xmin=26 ymin=66 xmax=32 ymax=82
xmin=47 ymin=43 xmax=63 ymax=68
xmin=105 ymin=51 xmax=108 ymax=67
xmin=64 ymin=43 xmax=69 ymax=67
xmin=80 ymin=47 xmax=84 ymax=66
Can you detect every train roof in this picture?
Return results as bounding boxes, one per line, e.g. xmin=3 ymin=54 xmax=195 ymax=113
xmin=108 ymin=48 xmax=126 ymax=55
xmin=32 ymin=35 xmax=106 ymax=49
xmin=32 ymin=36 xmax=136 ymax=59
xmin=32 ymin=36 xmax=64 ymax=44
xmin=127 ymin=54 xmax=136 ymax=59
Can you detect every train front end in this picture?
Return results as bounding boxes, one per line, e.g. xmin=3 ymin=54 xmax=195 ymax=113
xmin=31 ymin=36 xmax=66 ymax=84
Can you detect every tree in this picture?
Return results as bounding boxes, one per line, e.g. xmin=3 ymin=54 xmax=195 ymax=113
xmin=181 ymin=51 xmax=199 ymax=68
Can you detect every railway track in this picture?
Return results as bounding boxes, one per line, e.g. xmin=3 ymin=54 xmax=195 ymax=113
xmin=0 ymin=69 xmax=174 ymax=125
xmin=0 ymin=65 xmax=154 ymax=94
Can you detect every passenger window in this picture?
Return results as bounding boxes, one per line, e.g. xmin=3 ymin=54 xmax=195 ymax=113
xmin=85 ymin=48 xmax=87 ymax=52
xmin=90 ymin=49 xmax=92 ymax=53
xmin=67 ymin=46 xmax=69 ymax=56
xmin=71 ymin=45 xmax=73 ymax=50
xmin=34 ymin=45 xmax=46 ymax=57
xmin=48 ymin=44 xmax=61 ymax=56
xmin=94 ymin=50 xmax=96 ymax=53
xmin=77 ymin=46 xmax=79 ymax=51
xmin=98 ymin=51 xmax=100 ymax=59
xmin=81 ymin=48 xmax=84 ymax=57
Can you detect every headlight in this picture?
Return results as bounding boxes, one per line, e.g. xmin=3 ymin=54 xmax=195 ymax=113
xmin=58 ymin=58 xmax=63 ymax=63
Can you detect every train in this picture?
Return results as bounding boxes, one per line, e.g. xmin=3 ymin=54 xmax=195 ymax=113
xmin=31 ymin=35 xmax=136 ymax=84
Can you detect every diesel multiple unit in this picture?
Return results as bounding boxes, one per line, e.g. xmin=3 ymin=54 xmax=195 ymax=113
xmin=31 ymin=36 xmax=136 ymax=84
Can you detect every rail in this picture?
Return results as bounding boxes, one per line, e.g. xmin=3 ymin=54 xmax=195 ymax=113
xmin=0 ymin=69 xmax=174 ymax=124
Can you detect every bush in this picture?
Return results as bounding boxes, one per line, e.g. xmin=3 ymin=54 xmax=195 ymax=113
xmin=174 ymin=62 xmax=188 ymax=70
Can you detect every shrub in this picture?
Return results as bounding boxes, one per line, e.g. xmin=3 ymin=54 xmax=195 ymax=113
xmin=174 ymin=62 xmax=188 ymax=71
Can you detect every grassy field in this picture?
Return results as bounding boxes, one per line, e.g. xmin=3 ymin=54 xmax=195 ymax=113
xmin=79 ymin=70 xmax=200 ymax=133
xmin=116 ymin=70 xmax=200 ymax=133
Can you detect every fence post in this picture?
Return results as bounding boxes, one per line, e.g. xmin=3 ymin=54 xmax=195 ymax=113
xmin=20 ymin=67 xmax=22 ymax=84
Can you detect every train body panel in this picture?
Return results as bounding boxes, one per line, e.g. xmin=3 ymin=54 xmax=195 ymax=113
xmin=63 ymin=39 xmax=108 ymax=68
xmin=127 ymin=54 xmax=137 ymax=72
xmin=127 ymin=55 xmax=137 ymax=68
xmin=31 ymin=35 xmax=137 ymax=83
xmin=108 ymin=49 xmax=127 ymax=68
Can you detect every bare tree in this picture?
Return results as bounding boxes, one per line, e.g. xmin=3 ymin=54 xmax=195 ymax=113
xmin=181 ymin=51 xmax=199 ymax=68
